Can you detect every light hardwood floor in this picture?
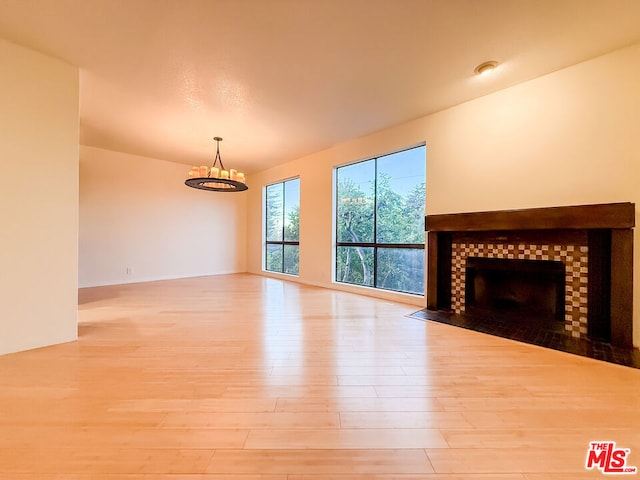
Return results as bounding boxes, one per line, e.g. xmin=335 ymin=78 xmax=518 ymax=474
xmin=1 ymin=273 xmax=639 ymax=479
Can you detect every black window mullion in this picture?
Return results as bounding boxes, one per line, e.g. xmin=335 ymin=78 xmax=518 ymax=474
xmin=373 ymin=158 xmax=378 ymax=289
xmin=335 ymin=170 xmax=340 ymax=278
xmin=337 ymin=242 xmax=423 ymax=249
xmin=265 ymin=185 xmax=270 ymax=271
xmin=281 ymin=182 xmax=285 ymax=242
xmin=280 ymin=182 xmax=285 ymax=272
xmin=266 ymin=241 xmax=299 ymax=246
xmin=336 ymin=177 xmax=338 ymax=278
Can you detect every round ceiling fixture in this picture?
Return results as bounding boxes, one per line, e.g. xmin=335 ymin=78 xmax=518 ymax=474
xmin=474 ymin=60 xmax=499 ymax=76
xmin=184 ymin=136 xmax=248 ymax=192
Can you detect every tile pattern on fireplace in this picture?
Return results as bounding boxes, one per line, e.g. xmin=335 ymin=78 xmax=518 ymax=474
xmin=451 ymin=242 xmax=588 ymax=338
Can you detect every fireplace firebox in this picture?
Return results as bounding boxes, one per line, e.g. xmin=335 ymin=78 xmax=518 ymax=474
xmin=465 ymin=257 xmax=565 ymax=324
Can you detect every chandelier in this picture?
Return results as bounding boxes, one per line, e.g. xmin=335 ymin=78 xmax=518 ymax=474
xmin=185 ymin=137 xmax=248 ymax=192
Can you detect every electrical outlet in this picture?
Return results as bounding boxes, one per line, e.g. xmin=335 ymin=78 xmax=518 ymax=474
xmin=126 ymin=267 xmax=133 ymax=275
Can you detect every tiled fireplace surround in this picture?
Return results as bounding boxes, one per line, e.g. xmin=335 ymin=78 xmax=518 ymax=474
xmin=450 ymin=240 xmax=588 ymax=338
xmin=425 ymin=203 xmax=635 ymax=348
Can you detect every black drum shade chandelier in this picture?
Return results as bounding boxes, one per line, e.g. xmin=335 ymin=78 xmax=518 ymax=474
xmin=185 ymin=137 xmax=248 ymax=192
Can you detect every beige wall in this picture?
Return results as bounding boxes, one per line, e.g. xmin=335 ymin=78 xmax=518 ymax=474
xmin=79 ymin=146 xmax=247 ymax=287
xmin=0 ymin=39 xmax=79 ymax=355
xmin=247 ymin=43 xmax=640 ymax=345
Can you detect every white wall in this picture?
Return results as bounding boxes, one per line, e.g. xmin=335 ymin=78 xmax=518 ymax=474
xmin=79 ymin=146 xmax=247 ymax=287
xmin=0 ymin=39 xmax=79 ymax=355
xmin=247 ymin=43 xmax=640 ymax=344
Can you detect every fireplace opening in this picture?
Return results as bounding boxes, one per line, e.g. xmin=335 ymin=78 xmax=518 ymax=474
xmin=465 ymin=257 xmax=565 ymax=325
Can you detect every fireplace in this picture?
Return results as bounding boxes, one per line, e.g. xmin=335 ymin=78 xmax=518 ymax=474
xmin=425 ymin=203 xmax=635 ymax=347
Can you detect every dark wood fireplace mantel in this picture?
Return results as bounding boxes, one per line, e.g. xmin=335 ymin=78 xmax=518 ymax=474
xmin=426 ymin=202 xmax=635 ymax=232
xmin=425 ymin=202 xmax=635 ymax=347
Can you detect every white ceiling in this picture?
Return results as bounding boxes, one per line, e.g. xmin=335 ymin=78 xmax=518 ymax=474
xmin=1 ymin=0 xmax=640 ymax=173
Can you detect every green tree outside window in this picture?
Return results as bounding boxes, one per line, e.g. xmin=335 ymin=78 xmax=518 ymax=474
xmin=265 ymin=178 xmax=300 ymax=275
xmin=336 ymin=146 xmax=425 ymax=295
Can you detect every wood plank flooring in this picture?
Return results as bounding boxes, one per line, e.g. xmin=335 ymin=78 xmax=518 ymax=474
xmin=1 ymin=273 xmax=639 ymax=478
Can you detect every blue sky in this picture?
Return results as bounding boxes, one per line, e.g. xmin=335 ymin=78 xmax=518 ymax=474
xmin=337 ymin=145 xmax=426 ymax=197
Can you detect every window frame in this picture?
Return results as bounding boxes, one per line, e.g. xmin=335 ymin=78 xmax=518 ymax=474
xmin=264 ymin=177 xmax=300 ymax=275
xmin=334 ymin=145 xmax=425 ymax=295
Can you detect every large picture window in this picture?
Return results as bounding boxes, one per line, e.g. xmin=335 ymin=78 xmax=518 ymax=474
xmin=335 ymin=145 xmax=425 ymax=295
xmin=265 ymin=178 xmax=300 ymax=275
